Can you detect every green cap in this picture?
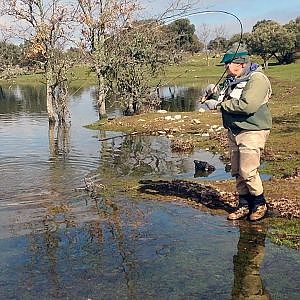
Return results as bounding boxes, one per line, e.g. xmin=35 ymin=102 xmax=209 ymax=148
xmin=220 ymin=44 xmax=249 ymax=64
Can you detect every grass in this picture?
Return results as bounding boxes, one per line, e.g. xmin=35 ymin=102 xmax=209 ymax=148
xmin=157 ymin=54 xmax=222 ymax=87
xmin=0 ymin=65 xmax=96 ymax=88
xmin=268 ymin=218 xmax=300 ymax=249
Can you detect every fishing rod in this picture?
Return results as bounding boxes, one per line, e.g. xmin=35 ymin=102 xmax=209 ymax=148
xmin=161 ymin=10 xmax=244 ymax=101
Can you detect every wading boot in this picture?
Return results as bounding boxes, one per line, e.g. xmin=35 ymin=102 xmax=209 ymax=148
xmin=249 ymin=194 xmax=268 ymax=221
xmin=227 ymin=194 xmax=251 ymax=220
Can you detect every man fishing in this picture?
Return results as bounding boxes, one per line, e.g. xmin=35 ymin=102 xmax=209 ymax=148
xmin=203 ymin=44 xmax=272 ymax=221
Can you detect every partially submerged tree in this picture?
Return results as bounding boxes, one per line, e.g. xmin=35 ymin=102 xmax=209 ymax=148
xmin=77 ymin=0 xmax=202 ymax=117
xmin=2 ymin=0 xmax=74 ymax=124
xmin=103 ymin=20 xmax=179 ymax=115
xmin=77 ymin=0 xmax=140 ymax=119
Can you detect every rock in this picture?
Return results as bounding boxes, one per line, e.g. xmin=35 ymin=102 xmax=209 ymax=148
xmin=194 ymin=160 xmax=216 ymax=172
xmin=225 ymin=163 xmax=231 ymax=172
xmin=194 ymin=160 xmax=216 ymax=178
xmin=157 ymin=110 xmax=168 ymax=113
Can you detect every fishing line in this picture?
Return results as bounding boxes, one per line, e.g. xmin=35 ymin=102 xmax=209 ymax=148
xmin=160 ymin=9 xmax=244 ymax=93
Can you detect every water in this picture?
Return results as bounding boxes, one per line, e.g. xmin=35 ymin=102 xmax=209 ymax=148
xmin=0 ymin=85 xmax=299 ymax=299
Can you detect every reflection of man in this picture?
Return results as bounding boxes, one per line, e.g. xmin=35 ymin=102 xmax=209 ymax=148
xmin=232 ymin=224 xmax=271 ymax=300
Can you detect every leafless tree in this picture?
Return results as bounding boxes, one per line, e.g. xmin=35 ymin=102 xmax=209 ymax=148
xmin=197 ymin=23 xmax=211 ymax=66
xmin=1 ymin=0 xmax=75 ymax=125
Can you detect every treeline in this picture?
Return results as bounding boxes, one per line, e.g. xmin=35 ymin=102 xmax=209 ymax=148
xmin=1 ymin=16 xmax=299 ymax=73
xmin=168 ymin=17 xmax=300 ymax=67
xmin=207 ymin=17 xmax=300 ymax=67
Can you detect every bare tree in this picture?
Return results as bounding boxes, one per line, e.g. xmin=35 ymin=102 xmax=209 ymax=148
xmin=213 ymin=25 xmax=227 ymax=54
xmin=197 ymin=23 xmax=211 ymax=66
xmin=1 ymin=0 xmax=75 ymax=125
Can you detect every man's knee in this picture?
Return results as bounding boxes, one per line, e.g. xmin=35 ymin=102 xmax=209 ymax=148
xmin=239 ymin=148 xmax=260 ymax=179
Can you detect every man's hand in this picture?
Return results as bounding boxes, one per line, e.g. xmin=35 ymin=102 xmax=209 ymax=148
xmin=201 ymin=83 xmax=219 ymax=103
xmin=204 ymin=99 xmax=220 ymax=110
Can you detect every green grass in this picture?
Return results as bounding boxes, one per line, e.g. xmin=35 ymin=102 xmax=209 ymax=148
xmin=157 ymin=54 xmax=224 ymax=87
xmin=266 ymin=63 xmax=300 ymax=82
xmin=268 ymin=218 xmax=300 ymax=249
xmin=3 ymin=52 xmax=300 ymax=87
xmin=0 ymin=65 xmax=96 ymax=88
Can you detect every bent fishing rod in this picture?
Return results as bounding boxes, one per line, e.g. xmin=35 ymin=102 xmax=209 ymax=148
xmin=161 ymin=9 xmax=244 ymax=99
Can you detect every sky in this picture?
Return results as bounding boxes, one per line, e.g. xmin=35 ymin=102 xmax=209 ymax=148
xmin=1 ymin=0 xmax=299 ymax=43
xmin=141 ymin=0 xmax=300 ymax=36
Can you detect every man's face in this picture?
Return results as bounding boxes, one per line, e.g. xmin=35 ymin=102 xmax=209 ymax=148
xmin=225 ymin=62 xmax=246 ymax=77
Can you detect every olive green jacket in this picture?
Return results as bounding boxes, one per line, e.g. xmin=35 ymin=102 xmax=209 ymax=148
xmin=220 ymin=71 xmax=272 ymax=134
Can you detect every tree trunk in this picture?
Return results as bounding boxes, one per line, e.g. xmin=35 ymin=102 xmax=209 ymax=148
xmin=205 ymin=48 xmax=209 ymax=66
xmin=97 ymin=91 xmax=107 ymax=119
xmin=46 ymin=81 xmax=56 ymax=124
xmin=48 ymin=122 xmax=56 ymax=156
xmin=125 ymin=97 xmax=134 ymax=116
xmin=57 ymin=80 xmax=70 ymax=124
xmin=96 ymin=71 xmax=107 ymax=119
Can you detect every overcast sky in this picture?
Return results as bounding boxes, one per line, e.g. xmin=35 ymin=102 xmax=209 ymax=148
xmin=141 ymin=0 xmax=300 ymax=36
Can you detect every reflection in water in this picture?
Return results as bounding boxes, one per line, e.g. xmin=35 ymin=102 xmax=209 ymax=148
xmin=15 ymin=188 xmax=144 ymax=299
xmin=48 ymin=123 xmax=71 ymax=159
xmin=95 ymin=133 xmax=231 ymax=182
xmin=83 ymin=177 xmax=140 ymax=299
xmin=159 ymin=86 xmax=203 ymax=112
xmin=232 ymin=224 xmax=271 ymax=300
xmin=0 ymin=85 xmax=46 ymax=114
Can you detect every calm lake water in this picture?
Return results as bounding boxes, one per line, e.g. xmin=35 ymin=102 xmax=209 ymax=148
xmin=0 ymin=85 xmax=299 ymax=299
